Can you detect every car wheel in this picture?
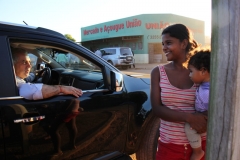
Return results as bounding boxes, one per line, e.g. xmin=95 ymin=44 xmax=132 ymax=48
xmin=135 ymin=116 xmax=160 ymax=160
xmin=107 ymin=60 xmax=113 ymax=65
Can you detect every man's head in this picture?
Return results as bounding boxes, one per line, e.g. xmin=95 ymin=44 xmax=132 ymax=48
xmin=12 ymin=48 xmax=31 ymax=79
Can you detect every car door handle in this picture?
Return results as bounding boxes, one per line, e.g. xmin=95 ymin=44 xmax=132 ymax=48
xmin=14 ymin=115 xmax=45 ymax=123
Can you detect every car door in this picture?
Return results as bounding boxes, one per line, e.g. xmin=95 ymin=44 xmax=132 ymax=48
xmin=0 ymin=36 xmax=130 ymax=160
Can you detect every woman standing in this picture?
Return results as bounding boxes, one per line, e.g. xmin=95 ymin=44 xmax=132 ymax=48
xmin=150 ymin=24 xmax=207 ymax=160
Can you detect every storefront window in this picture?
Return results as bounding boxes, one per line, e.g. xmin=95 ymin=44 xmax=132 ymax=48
xmin=138 ymin=42 xmax=143 ymax=50
xmin=132 ymin=43 xmax=136 ymax=50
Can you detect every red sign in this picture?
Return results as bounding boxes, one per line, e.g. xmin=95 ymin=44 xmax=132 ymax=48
xmin=83 ymin=19 xmax=142 ymax=36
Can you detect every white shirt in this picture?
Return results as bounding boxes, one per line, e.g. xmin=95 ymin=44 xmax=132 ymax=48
xmin=16 ymin=76 xmax=43 ymax=100
xmin=24 ymin=73 xmax=36 ymax=82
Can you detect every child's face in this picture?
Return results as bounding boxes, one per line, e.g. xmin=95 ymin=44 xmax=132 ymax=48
xmin=188 ymin=64 xmax=210 ymax=84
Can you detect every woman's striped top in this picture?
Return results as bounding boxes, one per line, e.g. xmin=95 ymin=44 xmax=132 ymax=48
xmin=158 ymin=65 xmax=206 ymax=144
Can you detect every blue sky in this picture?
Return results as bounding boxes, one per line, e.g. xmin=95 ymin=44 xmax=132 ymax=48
xmin=0 ymin=0 xmax=211 ymax=42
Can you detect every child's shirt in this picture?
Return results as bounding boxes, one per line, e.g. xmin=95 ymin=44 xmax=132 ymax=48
xmin=195 ymin=82 xmax=210 ymax=112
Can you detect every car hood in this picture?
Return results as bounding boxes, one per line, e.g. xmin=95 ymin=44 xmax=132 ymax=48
xmin=124 ymin=73 xmax=150 ymax=85
xmin=140 ymin=78 xmax=150 ymax=85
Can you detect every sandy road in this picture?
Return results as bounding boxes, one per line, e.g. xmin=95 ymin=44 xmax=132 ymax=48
xmin=120 ymin=63 xmax=160 ymax=78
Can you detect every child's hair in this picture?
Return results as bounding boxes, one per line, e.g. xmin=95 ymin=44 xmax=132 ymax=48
xmin=188 ymin=49 xmax=211 ymax=72
xmin=162 ymin=24 xmax=200 ymax=63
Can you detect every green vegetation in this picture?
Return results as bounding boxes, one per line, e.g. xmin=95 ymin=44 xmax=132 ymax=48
xmin=64 ymin=34 xmax=76 ymax=42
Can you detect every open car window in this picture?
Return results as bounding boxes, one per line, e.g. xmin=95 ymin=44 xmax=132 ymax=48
xmin=11 ymin=41 xmax=105 ymax=90
xmin=38 ymin=48 xmax=101 ymax=72
xmin=11 ymin=42 xmax=101 ymax=72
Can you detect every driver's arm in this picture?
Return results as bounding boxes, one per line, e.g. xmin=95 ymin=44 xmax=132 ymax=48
xmin=42 ymin=85 xmax=82 ymax=99
xmin=18 ymin=83 xmax=83 ymax=100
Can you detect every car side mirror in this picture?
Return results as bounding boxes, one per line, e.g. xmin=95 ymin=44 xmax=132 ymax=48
xmin=110 ymin=71 xmax=123 ymax=92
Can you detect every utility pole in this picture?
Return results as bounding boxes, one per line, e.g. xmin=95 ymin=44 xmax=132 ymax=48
xmin=207 ymin=0 xmax=240 ymax=159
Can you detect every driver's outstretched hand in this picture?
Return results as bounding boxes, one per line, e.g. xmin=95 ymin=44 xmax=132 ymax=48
xmin=60 ymin=86 xmax=83 ymax=97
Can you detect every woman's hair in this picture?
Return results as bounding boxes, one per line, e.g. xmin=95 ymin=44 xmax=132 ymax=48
xmin=162 ymin=24 xmax=200 ymax=62
xmin=188 ymin=49 xmax=211 ymax=72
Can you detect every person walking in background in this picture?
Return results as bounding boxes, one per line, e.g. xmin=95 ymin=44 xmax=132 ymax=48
xmin=185 ymin=49 xmax=210 ymax=160
xmin=56 ymin=53 xmax=68 ymax=67
xmin=150 ymin=24 xmax=208 ymax=160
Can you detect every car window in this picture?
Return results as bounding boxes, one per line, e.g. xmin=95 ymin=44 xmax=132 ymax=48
xmin=11 ymin=41 xmax=104 ymax=90
xmin=37 ymin=47 xmax=101 ymax=72
xmin=100 ymin=50 xmax=106 ymax=55
xmin=55 ymin=49 xmax=99 ymax=71
xmin=120 ymin=48 xmax=132 ymax=56
xmin=102 ymin=49 xmax=116 ymax=55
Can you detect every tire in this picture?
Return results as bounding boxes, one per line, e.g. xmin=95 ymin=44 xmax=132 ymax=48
xmin=135 ymin=116 xmax=160 ymax=160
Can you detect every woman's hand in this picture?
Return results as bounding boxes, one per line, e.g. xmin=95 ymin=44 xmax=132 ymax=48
xmin=187 ymin=113 xmax=208 ymax=133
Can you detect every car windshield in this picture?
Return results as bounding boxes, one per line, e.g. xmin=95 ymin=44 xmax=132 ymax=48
xmin=12 ymin=43 xmax=101 ymax=72
xmin=38 ymin=48 xmax=98 ymax=71
xmin=120 ymin=48 xmax=132 ymax=56
xmin=37 ymin=47 xmax=100 ymax=72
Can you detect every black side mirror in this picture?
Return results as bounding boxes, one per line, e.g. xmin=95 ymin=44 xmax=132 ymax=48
xmin=110 ymin=71 xmax=123 ymax=92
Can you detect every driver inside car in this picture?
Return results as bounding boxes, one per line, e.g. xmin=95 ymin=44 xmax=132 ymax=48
xmin=24 ymin=68 xmax=44 ymax=83
xmin=12 ymin=47 xmax=83 ymax=100
xmin=12 ymin=47 xmax=83 ymax=156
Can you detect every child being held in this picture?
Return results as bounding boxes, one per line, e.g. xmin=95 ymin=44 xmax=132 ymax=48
xmin=185 ymin=49 xmax=210 ymax=160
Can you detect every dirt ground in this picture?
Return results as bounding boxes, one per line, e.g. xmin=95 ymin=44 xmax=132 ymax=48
xmin=120 ymin=63 xmax=161 ymax=78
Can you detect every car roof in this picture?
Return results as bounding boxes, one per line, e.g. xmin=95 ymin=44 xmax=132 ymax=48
xmin=0 ymin=21 xmax=65 ymax=39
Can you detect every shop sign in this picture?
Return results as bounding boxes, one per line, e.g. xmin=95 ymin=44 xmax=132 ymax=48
xmin=145 ymin=21 xmax=170 ymax=30
xmin=145 ymin=21 xmax=203 ymax=34
xmin=83 ymin=19 xmax=142 ymax=35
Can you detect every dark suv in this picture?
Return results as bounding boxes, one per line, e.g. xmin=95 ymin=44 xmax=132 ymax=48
xmin=0 ymin=22 xmax=159 ymax=160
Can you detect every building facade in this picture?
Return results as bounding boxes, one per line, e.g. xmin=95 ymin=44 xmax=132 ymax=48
xmin=81 ymin=14 xmax=205 ymax=64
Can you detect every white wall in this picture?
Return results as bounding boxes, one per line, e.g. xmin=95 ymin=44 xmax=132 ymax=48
xmin=134 ymin=54 xmax=149 ymax=63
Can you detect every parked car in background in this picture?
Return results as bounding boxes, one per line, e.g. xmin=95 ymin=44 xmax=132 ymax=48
xmin=100 ymin=47 xmax=134 ymax=69
xmin=0 ymin=22 xmax=159 ymax=160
